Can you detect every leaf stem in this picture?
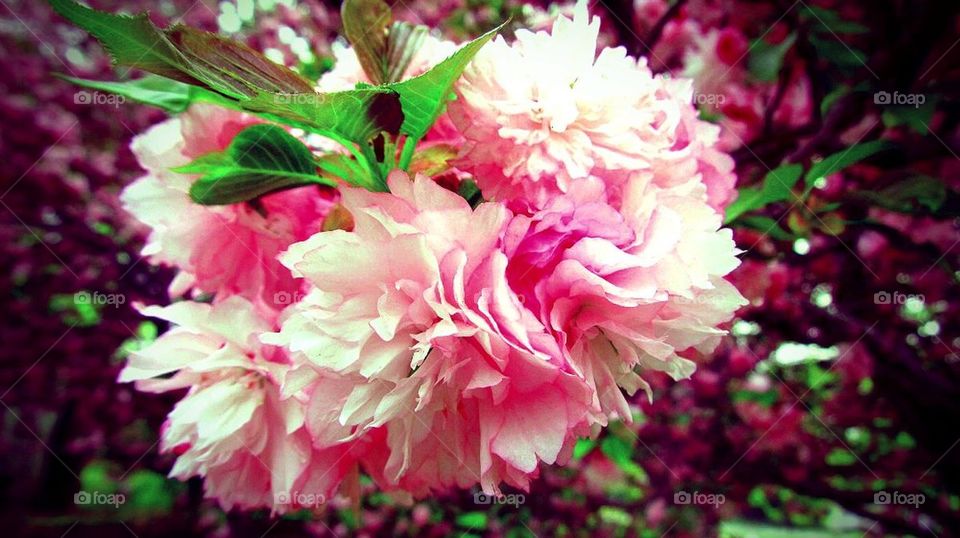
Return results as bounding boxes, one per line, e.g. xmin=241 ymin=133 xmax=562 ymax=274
xmin=398 ymin=135 xmax=418 ymax=171
xmin=360 ymin=144 xmax=389 ymax=191
xmin=317 ymin=130 xmax=380 ymax=187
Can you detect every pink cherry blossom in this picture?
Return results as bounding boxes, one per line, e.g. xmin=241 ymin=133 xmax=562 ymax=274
xmin=121 ymin=104 xmax=336 ymax=314
xmin=265 ymin=173 xmax=599 ymax=495
xmin=448 ymin=1 xmax=737 ymax=213
xmin=118 ymin=297 xmax=362 ymax=513
xmin=113 ymin=1 xmax=747 ymax=509
xmin=502 ymin=176 xmax=746 ymax=418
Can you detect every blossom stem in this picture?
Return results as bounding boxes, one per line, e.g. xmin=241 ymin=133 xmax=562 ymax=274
xmin=398 ymin=135 xmax=418 ymax=172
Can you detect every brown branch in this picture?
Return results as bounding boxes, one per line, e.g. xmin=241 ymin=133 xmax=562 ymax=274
xmin=645 ymin=0 xmax=688 ymax=52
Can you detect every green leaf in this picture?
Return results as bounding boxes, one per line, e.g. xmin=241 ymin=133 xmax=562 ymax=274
xmin=732 ymin=388 xmax=779 ymax=408
xmin=800 ymin=6 xmax=869 ymax=34
xmin=748 ymin=33 xmax=796 ymax=82
xmin=457 ymin=178 xmax=483 ymax=208
xmin=242 ymin=88 xmax=404 ymax=144
xmin=389 ymin=23 xmax=504 ymax=140
xmin=165 ymin=24 xmax=316 ymax=96
xmin=881 ymin=97 xmax=938 ymax=135
xmin=819 ymin=85 xmax=849 ymax=117
xmin=572 ymin=438 xmax=597 ymax=460
xmin=52 ymin=0 xmax=408 ymax=158
xmin=600 ymin=435 xmax=634 ymax=465
xmin=725 ymin=163 xmax=804 ymax=223
xmin=805 ymin=140 xmax=890 ymax=183
xmin=50 ymin=0 xmax=314 ymax=99
xmin=456 ymin=512 xmax=488 ymax=530
xmin=598 ymin=506 xmax=632 ymax=527
xmin=79 ymin=460 xmax=119 ymax=495
xmin=341 ymin=0 xmax=393 ymax=85
xmin=123 ymin=470 xmax=175 ymax=515
xmin=179 ymin=124 xmax=334 ymax=205
xmin=738 ymin=215 xmax=795 ymax=241
xmin=825 ymin=448 xmax=857 ymax=466
xmin=49 ymin=0 xmax=190 ymax=83
xmin=340 ymin=0 xmax=431 ymax=84
xmin=762 ymin=164 xmax=805 ymax=200
xmin=809 ymin=35 xmax=868 ymax=69
xmin=599 ymin=435 xmax=647 ymax=481
xmin=856 ymin=176 xmax=947 ymax=214
xmin=238 ymin=89 xmax=403 ymax=190
xmin=57 ymin=75 xmax=230 ymax=113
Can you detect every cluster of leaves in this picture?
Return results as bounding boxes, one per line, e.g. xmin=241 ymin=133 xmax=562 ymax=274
xmin=731 ymin=3 xmax=954 ymax=244
xmin=725 ymin=140 xmax=892 ymax=238
xmin=50 ymin=0 xmax=502 ymax=203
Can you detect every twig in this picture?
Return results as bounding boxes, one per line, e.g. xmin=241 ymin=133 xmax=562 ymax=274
xmin=645 ymin=0 xmax=688 ymax=52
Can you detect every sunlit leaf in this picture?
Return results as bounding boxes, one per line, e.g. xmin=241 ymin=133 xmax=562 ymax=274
xmin=572 ymin=438 xmax=597 ymax=460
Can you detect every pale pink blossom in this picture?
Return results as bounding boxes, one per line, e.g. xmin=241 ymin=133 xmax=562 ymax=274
xmin=502 ymin=177 xmax=746 ymax=419
xmin=449 ymin=1 xmax=737 ymax=213
xmin=266 ymin=170 xmax=745 ymax=496
xmin=118 ymin=297 xmax=360 ymax=513
xmin=265 ymin=173 xmax=598 ymax=495
xmin=117 ymin=3 xmax=750 ymax=504
xmin=121 ymin=104 xmax=335 ymax=313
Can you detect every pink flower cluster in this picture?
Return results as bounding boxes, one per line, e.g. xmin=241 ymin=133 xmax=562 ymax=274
xmin=120 ymin=3 xmax=745 ymax=512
